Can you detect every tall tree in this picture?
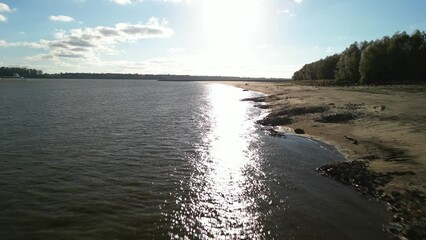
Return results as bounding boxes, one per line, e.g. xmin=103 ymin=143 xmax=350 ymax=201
xmin=335 ymin=43 xmax=361 ymax=83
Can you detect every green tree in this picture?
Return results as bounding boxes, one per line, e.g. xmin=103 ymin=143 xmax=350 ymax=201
xmin=359 ymin=38 xmax=389 ymax=84
xmin=335 ymin=43 xmax=361 ymax=83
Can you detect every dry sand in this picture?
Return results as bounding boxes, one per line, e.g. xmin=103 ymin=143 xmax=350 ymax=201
xmin=228 ymin=81 xmax=426 ymax=195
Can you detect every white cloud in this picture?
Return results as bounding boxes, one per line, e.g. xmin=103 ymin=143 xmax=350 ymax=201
xmin=49 ymin=15 xmax=74 ymax=22
xmin=160 ymin=0 xmax=190 ymax=3
xmin=111 ymin=0 xmax=190 ymax=5
xmin=111 ymin=0 xmax=143 ymax=5
xmin=294 ymin=0 xmax=303 ymax=3
xmin=112 ymin=0 xmax=131 ymax=4
xmin=0 ymin=3 xmax=12 ymax=12
xmin=0 ymin=2 xmax=14 ymax=22
xmin=0 ymin=40 xmax=47 ymax=48
xmin=3 ymin=18 xmax=173 ymax=62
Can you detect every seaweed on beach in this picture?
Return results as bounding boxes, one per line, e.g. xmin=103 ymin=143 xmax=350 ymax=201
xmin=362 ymin=141 xmax=415 ymax=163
xmin=317 ymin=160 xmax=392 ymax=197
xmin=257 ymin=116 xmax=293 ymax=126
xmin=275 ymin=106 xmax=329 ymax=116
xmin=254 ymin=104 xmax=272 ymax=109
xmin=242 ymin=96 xmax=268 ymax=102
xmin=242 ymin=94 xmax=282 ymax=103
xmin=315 ymin=112 xmax=358 ymax=123
xmin=383 ymin=190 xmax=426 ymax=239
xmin=317 ymin=161 xmax=424 ymax=239
xmin=257 ymin=106 xmax=329 ymax=126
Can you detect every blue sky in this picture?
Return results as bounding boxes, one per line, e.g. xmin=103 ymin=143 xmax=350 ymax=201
xmin=0 ymin=0 xmax=425 ymax=77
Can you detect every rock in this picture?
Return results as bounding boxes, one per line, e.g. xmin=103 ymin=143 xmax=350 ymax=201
xmin=294 ymin=128 xmax=305 ymax=134
xmin=267 ymin=129 xmax=286 ymax=138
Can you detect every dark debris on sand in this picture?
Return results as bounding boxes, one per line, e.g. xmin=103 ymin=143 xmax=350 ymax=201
xmin=256 ymin=106 xmax=329 ymax=127
xmin=242 ymin=94 xmax=281 ymax=103
xmin=317 ymin=160 xmax=425 ymax=239
xmin=257 ymin=116 xmax=294 ymax=126
xmin=315 ymin=112 xmax=359 ymax=123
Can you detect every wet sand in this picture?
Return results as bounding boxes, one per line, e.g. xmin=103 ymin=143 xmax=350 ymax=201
xmin=227 ymin=81 xmax=426 ymax=239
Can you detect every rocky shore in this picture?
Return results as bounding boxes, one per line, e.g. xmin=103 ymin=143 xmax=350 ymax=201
xmin=236 ymin=82 xmax=426 ymax=239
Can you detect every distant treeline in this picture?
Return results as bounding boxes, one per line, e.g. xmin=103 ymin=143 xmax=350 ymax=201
xmin=292 ymin=30 xmax=426 ymax=84
xmin=0 ymin=67 xmax=43 ymax=78
xmin=44 ymin=73 xmax=287 ymax=81
xmin=0 ymin=68 xmax=289 ymax=82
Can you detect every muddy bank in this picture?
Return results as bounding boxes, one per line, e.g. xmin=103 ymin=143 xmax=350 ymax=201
xmin=237 ymin=83 xmax=426 ymax=239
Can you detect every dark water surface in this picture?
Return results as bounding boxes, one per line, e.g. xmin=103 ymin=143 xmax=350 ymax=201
xmin=0 ymin=79 xmax=388 ymax=239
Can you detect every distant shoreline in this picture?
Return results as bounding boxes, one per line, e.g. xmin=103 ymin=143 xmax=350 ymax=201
xmin=0 ymin=77 xmax=25 ymax=81
xmin=28 ymin=74 xmax=291 ymax=82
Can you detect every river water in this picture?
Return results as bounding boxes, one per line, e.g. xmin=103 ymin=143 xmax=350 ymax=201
xmin=0 ymin=79 xmax=388 ymax=239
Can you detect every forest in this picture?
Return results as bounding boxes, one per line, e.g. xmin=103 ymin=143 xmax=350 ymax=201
xmin=292 ymin=30 xmax=426 ymax=84
xmin=0 ymin=67 xmax=43 ymax=78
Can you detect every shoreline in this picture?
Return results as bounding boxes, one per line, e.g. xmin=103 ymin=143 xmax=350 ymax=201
xmin=228 ymin=81 xmax=426 ymax=239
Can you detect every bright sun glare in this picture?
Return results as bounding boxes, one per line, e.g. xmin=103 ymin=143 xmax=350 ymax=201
xmin=200 ymin=0 xmax=263 ymax=73
xmin=202 ymin=0 xmax=262 ymax=48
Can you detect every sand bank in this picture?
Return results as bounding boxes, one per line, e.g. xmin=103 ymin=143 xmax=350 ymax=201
xmin=228 ymin=81 xmax=426 ymax=239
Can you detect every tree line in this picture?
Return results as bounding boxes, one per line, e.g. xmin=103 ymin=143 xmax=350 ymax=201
xmin=0 ymin=68 xmax=288 ymax=82
xmin=292 ymin=30 xmax=426 ymax=84
xmin=0 ymin=67 xmax=43 ymax=78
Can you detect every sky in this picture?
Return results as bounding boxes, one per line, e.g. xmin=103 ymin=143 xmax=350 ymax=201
xmin=0 ymin=0 xmax=425 ymax=78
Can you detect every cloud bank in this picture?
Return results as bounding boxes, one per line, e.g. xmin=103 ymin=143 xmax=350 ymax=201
xmin=1 ymin=17 xmax=173 ymax=63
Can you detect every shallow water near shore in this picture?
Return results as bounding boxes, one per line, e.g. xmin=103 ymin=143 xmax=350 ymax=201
xmin=0 ymin=79 xmax=388 ymax=239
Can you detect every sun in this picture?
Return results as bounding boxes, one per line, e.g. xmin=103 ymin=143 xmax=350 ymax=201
xmin=199 ymin=0 xmax=264 ymax=73
xmin=202 ymin=0 xmax=262 ymax=48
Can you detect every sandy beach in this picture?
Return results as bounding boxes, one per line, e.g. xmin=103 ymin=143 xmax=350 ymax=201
xmin=228 ymin=81 xmax=426 ymax=238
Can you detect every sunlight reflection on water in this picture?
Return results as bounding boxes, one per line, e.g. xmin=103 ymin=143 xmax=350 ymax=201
xmin=169 ymin=84 xmax=270 ymax=239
